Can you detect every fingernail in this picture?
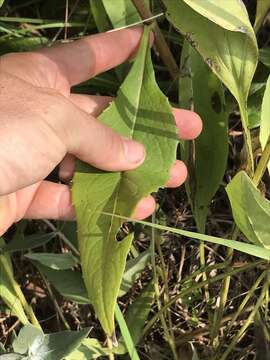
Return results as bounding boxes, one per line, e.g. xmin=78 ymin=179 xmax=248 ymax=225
xmin=123 ymin=139 xmax=145 ymax=164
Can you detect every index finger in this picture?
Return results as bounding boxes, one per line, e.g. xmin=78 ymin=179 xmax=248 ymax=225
xmin=38 ymin=27 xmax=144 ymax=86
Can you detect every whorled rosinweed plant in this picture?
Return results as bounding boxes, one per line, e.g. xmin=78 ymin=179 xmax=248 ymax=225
xmin=1 ymin=0 xmax=270 ymax=359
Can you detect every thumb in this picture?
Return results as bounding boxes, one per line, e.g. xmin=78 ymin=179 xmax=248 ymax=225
xmin=58 ymin=99 xmax=146 ymax=171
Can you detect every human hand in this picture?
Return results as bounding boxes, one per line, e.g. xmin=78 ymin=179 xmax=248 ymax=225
xmin=0 ymin=27 xmax=202 ymax=235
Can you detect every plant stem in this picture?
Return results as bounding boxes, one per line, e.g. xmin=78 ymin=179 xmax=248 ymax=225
xmin=107 ymin=336 xmax=115 ymax=360
xmin=239 ymin=102 xmax=254 ymax=176
xmin=40 ymin=272 xmax=70 ymax=330
xmin=131 ymin=0 xmax=179 ymax=80
xmin=42 ymin=219 xmax=80 ymax=257
xmin=253 ymin=135 xmax=270 ymax=187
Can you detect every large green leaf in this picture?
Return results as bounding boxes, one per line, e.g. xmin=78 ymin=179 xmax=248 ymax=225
xmin=259 ymin=75 xmax=270 ymax=173
xmin=226 ymin=170 xmax=270 ymax=249
xmin=0 ymin=238 xmax=28 ymax=324
xmin=254 ymin=0 xmax=270 ymax=33
xmin=72 ymin=26 xmax=178 ymax=336
xmin=179 ymin=42 xmax=228 ymax=232
xmin=163 ymin=0 xmax=258 ymax=172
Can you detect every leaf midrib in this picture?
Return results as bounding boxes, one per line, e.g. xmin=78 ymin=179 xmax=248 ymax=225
xmin=101 ymin=39 xmax=148 ymax=332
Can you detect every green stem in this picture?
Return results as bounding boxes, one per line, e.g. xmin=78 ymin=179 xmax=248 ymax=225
xmin=42 ymin=219 xmax=80 ymax=257
xmin=239 ymin=102 xmax=254 ymax=176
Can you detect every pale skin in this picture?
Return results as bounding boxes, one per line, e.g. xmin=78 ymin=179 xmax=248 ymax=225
xmin=0 ymin=27 xmax=202 ymax=236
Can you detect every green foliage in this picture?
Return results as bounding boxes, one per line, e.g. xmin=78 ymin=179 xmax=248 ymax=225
xmin=254 ymin=0 xmax=270 ymax=32
xmin=72 ymin=26 xmax=178 ymax=335
xmin=247 ymin=82 xmax=266 ymax=129
xmin=1 ymin=232 xmax=56 ymax=253
xmin=120 ymin=281 xmax=155 ymax=345
xmin=115 ymin=304 xmax=140 ymax=360
xmin=163 ymin=0 xmax=258 ymax=172
xmin=66 ymin=338 xmax=109 ymax=360
xmin=24 ymin=252 xmax=78 ymax=270
xmin=259 ymin=75 xmax=270 ymax=173
xmin=7 ymin=324 xmax=90 ymax=360
xmin=89 ymin=0 xmax=111 ymax=32
xmin=0 ymin=37 xmax=48 ymax=55
xmin=32 ymin=264 xmax=89 ymax=304
xmin=259 ymin=48 xmax=270 ymax=68
xmin=0 ymin=238 xmax=29 ymax=324
xmin=31 ymin=250 xmax=151 ymax=307
xmin=2 ymin=1 xmax=270 ymax=358
xmin=119 ymin=249 xmax=150 ymax=296
xmin=164 ymin=0 xmax=258 ymax=104
xmin=226 ymin=171 xmax=270 ymax=249
xmin=179 ymin=41 xmax=228 ymax=232
xmin=102 ymin=0 xmax=140 ymax=28
xmin=106 ymin=213 xmax=270 ymax=260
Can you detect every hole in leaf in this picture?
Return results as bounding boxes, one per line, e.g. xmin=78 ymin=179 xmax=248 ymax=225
xmin=211 ymin=91 xmax=222 ymax=113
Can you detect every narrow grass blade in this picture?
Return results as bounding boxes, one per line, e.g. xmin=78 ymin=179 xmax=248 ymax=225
xmin=102 ymin=213 xmax=270 ymax=260
xmin=115 ymin=304 xmax=140 ymax=360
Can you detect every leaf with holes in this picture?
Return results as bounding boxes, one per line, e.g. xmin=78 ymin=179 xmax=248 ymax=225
xmin=72 ymin=26 xmax=178 ymax=336
xmin=179 ymin=41 xmax=228 ymax=232
xmin=163 ymin=0 xmax=258 ymax=172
